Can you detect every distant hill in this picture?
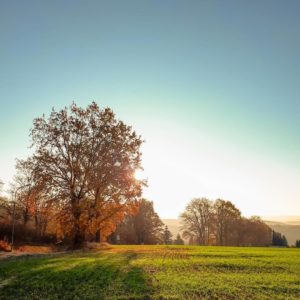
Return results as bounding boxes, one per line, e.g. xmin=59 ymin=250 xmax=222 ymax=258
xmin=163 ymin=217 xmax=300 ymax=246
xmin=262 ymin=216 xmax=300 ymax=225
xmin=265 ymin=222 xmax=300 ymax=246
xmin=263 ymin=217 xmax=300 ymax=245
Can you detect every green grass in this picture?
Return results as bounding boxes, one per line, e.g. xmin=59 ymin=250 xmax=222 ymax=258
xmin=0 ymin=245 xmax=300 ymax=299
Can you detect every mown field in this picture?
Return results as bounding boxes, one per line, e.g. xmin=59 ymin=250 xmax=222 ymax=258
xmin=0 ymin=245 xmax=299 ymax=299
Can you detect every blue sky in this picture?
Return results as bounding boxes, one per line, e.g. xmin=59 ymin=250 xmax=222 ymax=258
xmin=1 ymin=1 xmax=299 ymax=217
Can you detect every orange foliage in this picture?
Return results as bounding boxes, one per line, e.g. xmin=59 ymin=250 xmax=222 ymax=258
xmin=86 ymin=200 xmax=140 ymax=242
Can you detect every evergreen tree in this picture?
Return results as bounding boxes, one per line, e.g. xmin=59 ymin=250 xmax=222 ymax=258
xmin=272 ymin=230 xmax=288 ymax=247
xmin=174 ymin=233 xmax=184 ymax=245
xmin=163 ymin=225 xmax=173 ymax=244
xmin=282 ymin=235 xmax=288 ymax=247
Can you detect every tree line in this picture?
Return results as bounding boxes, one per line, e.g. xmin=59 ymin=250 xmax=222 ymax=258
xmin=0 ymin=102 xmax=296 ymax=249
xmin=180 ymin=198 xmax=284 ymax=247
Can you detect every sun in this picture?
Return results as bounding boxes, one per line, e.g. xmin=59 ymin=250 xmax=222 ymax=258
xmin=134 ymin=169 xmax=145 ymax=180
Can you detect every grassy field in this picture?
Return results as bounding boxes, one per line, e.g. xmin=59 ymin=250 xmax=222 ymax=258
xmin=0 ymin=245 xmax=299 ymax=299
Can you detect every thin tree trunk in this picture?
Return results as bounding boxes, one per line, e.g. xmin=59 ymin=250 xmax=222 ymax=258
xmin=95 ymin=229 xmax=101 ymax=242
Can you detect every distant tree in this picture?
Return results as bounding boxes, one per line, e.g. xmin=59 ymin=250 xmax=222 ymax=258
xmin=0 ymin=180 xmax=16 ymax=228
xmin=162 ymin=225 xmax=173 ymax=244
xmin=272 ymin=230 xmax=279 ymax=245
xmin=110 ymin=199 xmax=164 ymax=245
xmin=0 ymin=161 xmax=58 ymax=243
xmin=11 ymin=160 xmax=37 ymax=227
xmin=0 ymin=188 xmax=9 ymax=224
xmin=133 ymin=199 xmax=164 ymax=244
xmin=180 ymin=198 xmax=272 ymax=247
xmin=214 ymin=199 xmax=241 ymax=246
xmin=19 ymin=102 xmax=144 ymax=248
xmin=272 ymin=230 xmax=288 ymax=247
xmin=238 ymin=216 xmax=272 ymax=246
xmin=0 ymin=179 xmax=5 ymax=216
xmin=182 ymin=230 xmax=196 ymax=245
xmin=173 ymin=233 xmax=184 ymax=245
xmin=282 ymin=235 xmax=288 ymax=247
xmin=296 ymin=240 xmax=300 ymax=248
xmin=180 ymin=198 xmax=215 ymax=245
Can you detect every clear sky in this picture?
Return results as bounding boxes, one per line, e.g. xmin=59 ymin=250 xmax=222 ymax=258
xmin=1 ymin=0 xmax=299 ymax=218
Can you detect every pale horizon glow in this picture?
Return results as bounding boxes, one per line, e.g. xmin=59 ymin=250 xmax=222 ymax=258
xmin=136 ymin=121 xmax=300 ymax=219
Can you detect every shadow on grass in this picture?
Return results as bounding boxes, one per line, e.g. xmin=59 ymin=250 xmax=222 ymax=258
xmin=0 ymin=251 xmax=152 ymax=300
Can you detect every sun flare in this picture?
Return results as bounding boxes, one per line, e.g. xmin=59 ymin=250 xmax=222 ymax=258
xmin=134 ymin=169 xmax=145 ymax=180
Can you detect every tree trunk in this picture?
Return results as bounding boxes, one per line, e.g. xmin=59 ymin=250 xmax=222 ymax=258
xmin=73 ymin=224 xmax=85 ymax=249
xmin=72 ymin=199 xmax=85 ymax=249
xmin=95 ymin=229 xmax=101 ymax=242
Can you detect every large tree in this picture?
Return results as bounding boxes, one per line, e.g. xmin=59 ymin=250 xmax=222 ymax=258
xmin=23 ymin=102 xmax=144 ymax=247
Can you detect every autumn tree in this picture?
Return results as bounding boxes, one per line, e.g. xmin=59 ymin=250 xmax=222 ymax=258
xmin=180 ymin=198 xmax=215 ymax=245
xmin=10 ymin=160 xmax=36 ymax=227
xmin=162 ymin=225 xmax=173 ymax=244
xmin=21 ymin=102 xmax=144 ymax=247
